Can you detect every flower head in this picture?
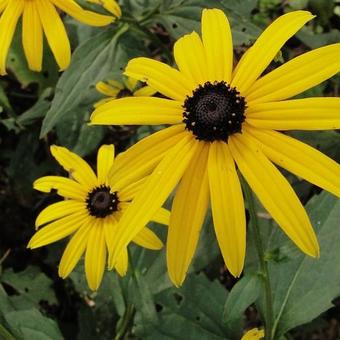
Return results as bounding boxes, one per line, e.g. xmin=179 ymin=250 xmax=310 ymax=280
xmin=95 ymin=76 xmax=156 ymax=107
xmin=28 ymin=145 xmax=168 ymax=291
xmin=0 ymin=0 xmax=118 ymax=75
xmin=90 ymin=9 xmax=340 ymax=286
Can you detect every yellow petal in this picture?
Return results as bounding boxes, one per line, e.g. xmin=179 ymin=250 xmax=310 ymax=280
xmin=167 ymin=142 xmax=209 ymax=287
xmin=232 ymin=11 xmax=314 ymax=94
xmin=133 ymin=85 xmax=157 ymax=97
xmin=174 ymin=31 xmax=208 ymax=86
xmin=201 ymin=8 xmax=233 ymax=83
xmin=124 ymin=76 xmax=138 ymax=91
xmin=35 ymin=200 xmax=85 ymax=229
xmin=132 ymin=227 xmax=163 ymax=250
xmin=246 ymin=43 xmax=340 ymax=103
xmin=34 ymin=176 xmax=88 ymax=200
xmin=109 ymin=134 xmax=198 ymax=267
xmin=245 ymin=126 xmax=340 ymax=197
xmin=241 ymin=328 xmax=265 ymax=340
xmin=0 ymin=0 xmax=8 ymax=14
xmin=50 ymin=145 xmax=97 ymax=189
xmin=85 ymin=219 xmax=106 ymax=291
xmin=109 ymin=125 xmax=186 ymax=190
xmin=0 ymin=0 xmax=24 ymax=75
xmin=28 ymin=212 xmax=89 ymax=249
xmin=247 ymin=97 xmax=340 ymax=130
xmin=114 ymin=247 xmax=128 ymax=276
xmin=90 ymin=97 xmax=183 ymax=125
xmin=22 ymin=0 xmax=43 ymax=72
xmin=87 ymin=0 xmax=121 ymax=18
xmin=151 ymin=207 xmax=170 ymax=225
xmin=58 ymin=223 xmax=92 ymax=278
xmin=119 ymin=177 xmax=147 ymax=201
xmin=96 ymin=81 xmax=120 ymax=98
xmin=37 ymin=0 xmax=70 ymax=71
xmin=229 ymin=134 xmax=319 ymax=257
xmin=97 ymin=144 xmax=115 ymax=185
xmin=208 ymin=142 xmax=246 ymax=277
xmin=51 ymin=0 xmax=113 ymax=26
xmin=125 ymin=57 xmax=194 ymax=101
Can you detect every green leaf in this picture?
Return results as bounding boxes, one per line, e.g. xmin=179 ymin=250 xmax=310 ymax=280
xmin=4 ymin=309 xmax=63 ymax=340
xmin=262 ymin=192 xmax=340 ymax=338
xmin=223 ymin=273 xmax=262 ymax=338
xmin=1 ymin=267 xmax=57 ymax=310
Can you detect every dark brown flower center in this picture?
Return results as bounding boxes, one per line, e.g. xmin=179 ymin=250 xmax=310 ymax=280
xmin=86 ymin=185 xmax=119 ymax=218
xmin=183 ymin=81 xmax=246 ymax=142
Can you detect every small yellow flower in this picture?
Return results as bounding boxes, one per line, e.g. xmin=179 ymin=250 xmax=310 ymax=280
xmin=95 ymin=76 xmax=156 ymax=107
xmin=0 ymin=0 xmax=118 ymax=75
xmin=241 ymin=328 xmax=265 ymax=340
xmin=90 ymin=9 xmax=340 ymax=287
xmin=28 ymin=145 xmax=169 ymax=291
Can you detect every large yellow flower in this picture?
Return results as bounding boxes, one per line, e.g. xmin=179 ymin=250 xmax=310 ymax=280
xmin=0 ymin=0 xmax=119 ymax=75
xmin=90 ymin=9 xmax=340 ymax=286
xmin=28 ymin=145 xmax=168 ymax=291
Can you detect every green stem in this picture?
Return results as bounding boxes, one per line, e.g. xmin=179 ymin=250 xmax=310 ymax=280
xmin=243 ymin=180 xmax=273 ymax=340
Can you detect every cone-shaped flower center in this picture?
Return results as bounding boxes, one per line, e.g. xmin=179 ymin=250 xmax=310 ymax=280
xmin=86 ymin=185 xmax=119 ymax=218
xmin=183 ymin=81 xmax=246 ymax=142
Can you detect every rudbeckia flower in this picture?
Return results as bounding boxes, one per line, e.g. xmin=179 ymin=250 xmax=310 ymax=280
xmin=90 ymin=9 xmax=340 ymax=286
xmin=95 ymin=76 xmax=156 ymax=107
xmin=28 ymin=145 xmax=168 ymax=291
xmin=0 ymin=0 xmax=118 ymax=75
xmin=242 ymin=328 xmax=265 ymax=340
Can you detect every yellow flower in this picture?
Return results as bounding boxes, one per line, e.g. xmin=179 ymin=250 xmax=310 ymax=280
xmin=90 ymin=9 xmax=340 ymax=286
xmin=0 ymin=0 xmax=117 ymax=75
xmin=95 ymin=76 xmax=156 ymax=107
xmin=28 ymin=145 xmax=168 ymax=291
xmin=241 ymin=328 xmax=265 ymax=340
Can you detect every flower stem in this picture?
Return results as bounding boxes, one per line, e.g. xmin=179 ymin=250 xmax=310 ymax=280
xmin=242 ymin=179 xmax=273 ymax=340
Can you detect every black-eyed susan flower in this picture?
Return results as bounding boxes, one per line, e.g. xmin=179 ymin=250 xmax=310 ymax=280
xmin=90 ymin=9 xmax=340 ymax=286
xmin=0 ymin=0 xmax=119 ymax=75
xmin=95 ymin=76 xmax=156 ymax=107
xmin=28 ymin=145 xmax=169 ymax=291
xmin=242 ymin=328 xmax=265 ymax=340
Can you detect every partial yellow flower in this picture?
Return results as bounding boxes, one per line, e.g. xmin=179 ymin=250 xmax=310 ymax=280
xmin=242 ymin=328 xmax=265 ymax=340
xmin=95 ymin=76 xmax=156 ymax=107
xmin=90 ymin=9 xmax=340 ymax=286
xmin=0 ymin=0 xmax=116 ymax=75
xmin=28 ymin=145 xmax=169 ymax=291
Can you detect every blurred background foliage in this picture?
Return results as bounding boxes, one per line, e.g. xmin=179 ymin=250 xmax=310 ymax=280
xmin=0 ymin=0 xmax=340 ymax=339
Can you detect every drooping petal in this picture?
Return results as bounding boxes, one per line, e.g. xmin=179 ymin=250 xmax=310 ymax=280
xmin=37 ymin=0 xmax=71 ymax=71
xmin=133 ymin=85 xmax=157 ymax=97
xmin=50 ymin=145 xmax=97 ymax=189
xmin=28 ymin=212 xmax=89 ymax=248
xmin=232 ymin=11 xmax=314 ymax=94
xmin=85 ymin=219 xmax=107 ymax=291
xmin=96 ymin=81 xmax=120 ymax=98
xmin=124 ymin=57 xmax=194 ymax=101
xmin=132 ymin=227 xmax=163 ymax=250
xmin=22 ymin=0 xmax=43 ymax=71
xmin=90 ymin=97 xmax=183 ymax=125
xmin=201 ymin=8 xmax=233 ymax=83
xmin=34 ymin=176 xmax=88 ymax=200
xmin=97 ymin=144 xmax=115 ymax=185
xmin=151 ymin=208 xmax=170 ymax=225
xmin=109 ymin=125 xmax=187 ymax=190
xmin=167 ymin=142 xmax=209 ymax=287
xmin=109 ymin=134 xmax=199 ymax=267
xmin=58 ymin=223 xmax=92 ymax=278
xmin=246 ymin=43 xmax=340 ymax=103
xmin=87 ymin=0 xmax=121 ymax=18
xmin=35 ymin=200 xmax=85 ymax=229
xmin=245 ymin=126 xmax=340 ymax=197
xmin=208 ymin=142 xmax=246 ymax=277
xmin=246 ymin=97 xmax=340 ymax=130
xmin=174 ymin=31 xmax=208 ymax=86
xmin=115 ymin=247 xmax=128 ymax=276
xmin=50 ymin=0 xmax=113 ymax=26
xmin=0 ymin=0 xmax=24 ymax=75
xmin=229 ymin=134 xmax=319 ymax=257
